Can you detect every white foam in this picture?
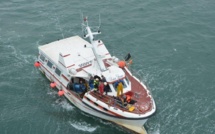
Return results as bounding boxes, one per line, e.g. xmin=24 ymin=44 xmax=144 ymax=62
xmin=69 ymin=121 xmax=97 ymax=132
xmin=150 ymin=128 xmax=160 ymax=134
xmin=59 ymin=100 xmax=74 ymax=111
xmin=51 ymin=97 xmax=74 ymax=111
xmin=98 ymin=119 xmax=112 ymax=125
xmin=47 ymin=90 xmax=57 ymax=96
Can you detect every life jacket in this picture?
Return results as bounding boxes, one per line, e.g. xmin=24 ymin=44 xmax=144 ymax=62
xmin=126 ymin=95 xmax=131 ymax=103
xmin=94 ymin=80 xmax=99 ymax=88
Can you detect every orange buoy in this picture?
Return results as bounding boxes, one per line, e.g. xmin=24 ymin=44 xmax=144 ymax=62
xmin=34 ymin=61 xmax=41 ymax=67
xmin=118 ymin=61 xmax=126 ymax=68
xmin=58 ymin=90 xmax=64 ymax=96
xmin=50 ymin=82 xmax=56 ymax=88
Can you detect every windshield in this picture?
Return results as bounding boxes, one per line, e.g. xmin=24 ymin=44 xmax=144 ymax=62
xmin=113 ymin=79 xmax=128 ymax=91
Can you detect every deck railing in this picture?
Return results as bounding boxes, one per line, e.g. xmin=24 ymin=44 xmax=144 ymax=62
xmin=89 ymin=91 xmax=148 ymax=114
xmin=90 ymin=91 xmax=130 ymax=111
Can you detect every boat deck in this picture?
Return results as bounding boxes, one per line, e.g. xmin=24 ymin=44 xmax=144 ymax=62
xmin=123 ymin=67 xmax=153 ymax=113
xmin=88 ymin=67 xmax=153 ymax=114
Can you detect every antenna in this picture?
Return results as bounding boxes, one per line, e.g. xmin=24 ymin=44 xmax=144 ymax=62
xmin=79 ymin=14 xmax=106 ymax=71
xmin=80 ymin=12 xmax=84 ymax=36
xmin=80 ymin=12 xmax=89 ymax=38
xmin=98 ymin=14 xmax=101 ymax=33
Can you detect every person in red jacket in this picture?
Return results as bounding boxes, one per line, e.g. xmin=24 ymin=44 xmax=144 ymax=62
xmin=98 ymin=81 xmax=104 ymax=95
xmin=122 ymin=94 xmax=131 ymax=106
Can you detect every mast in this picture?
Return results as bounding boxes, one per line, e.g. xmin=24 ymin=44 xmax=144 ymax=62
xmin=82 ymin=16 xmax=107 ymax=72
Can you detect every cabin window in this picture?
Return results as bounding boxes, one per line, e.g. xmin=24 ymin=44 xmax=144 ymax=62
xmin=86 ymin=97 xmax=91 ymax=101
xmin=121 ymin=79 xmax=127 ymax=88
xmin=113 ymin=79 xmax=127 ymax=91
xmin=108 ymin=84 xmax=114 ymax=92
xmin=47 ymin=60 xmax=53 ymax=68
xmin=103 ymin=107 xmax=108 ymax=111
xmin=40 ymin=54 xmax=45 ymax=62
xmin=55 ymin=68 xmax=61 ymax=76
xmin=125 ymin=77 xmax=130 ymax=85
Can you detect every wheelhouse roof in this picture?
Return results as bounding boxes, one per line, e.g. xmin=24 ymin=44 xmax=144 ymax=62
xmin=38 ymin=36 xmax=94 ymax=64
xmin=38 ymin=35 xmax=112 ymax=78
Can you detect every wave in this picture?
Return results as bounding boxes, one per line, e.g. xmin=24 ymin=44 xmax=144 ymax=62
xmin=50 ymin=96 xmax=74 ymax=112
xmin=59 ymin=99 xmax=74 ymax=111
xmin=69 ymin=121 xmax=97 ymax=132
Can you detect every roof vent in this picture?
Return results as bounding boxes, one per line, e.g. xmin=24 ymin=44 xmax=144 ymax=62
xmin=69 ymin=68 xmax=77 ymax=75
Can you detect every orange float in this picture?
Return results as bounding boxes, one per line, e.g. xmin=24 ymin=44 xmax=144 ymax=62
xmin=117 ymin=61 xmax=126 ymax=68
xmin=34 ymin=61 xmax=40 ymax=67
xmin=50 ymin=82 xmax=56 ymax=88
xmin=58 ymin=90 xmax=64 ymax=96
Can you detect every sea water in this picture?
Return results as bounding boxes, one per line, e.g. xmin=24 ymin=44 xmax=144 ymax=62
xmin=0 ymin=0 xmax=215 ymax=134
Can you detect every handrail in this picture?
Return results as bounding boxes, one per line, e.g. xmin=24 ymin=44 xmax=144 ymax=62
xmin=88 ymin=91 xmax=149 ymax=114
xmin=90 ymin=91 xmax=128 ymax=111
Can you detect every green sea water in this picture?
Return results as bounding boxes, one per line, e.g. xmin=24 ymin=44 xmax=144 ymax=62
xmin=0 ymin=0 xmax=215 ymax=134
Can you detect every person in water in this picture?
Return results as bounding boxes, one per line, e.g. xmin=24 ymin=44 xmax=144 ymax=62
xmin=117 ymin=80 xmax=123 ymax=97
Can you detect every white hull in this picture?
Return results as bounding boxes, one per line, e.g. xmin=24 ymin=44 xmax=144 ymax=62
xmin=64 ymin=88 xmax=148 ymax=134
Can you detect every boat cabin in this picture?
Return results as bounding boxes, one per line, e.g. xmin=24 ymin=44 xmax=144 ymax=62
xmin=38 ymin=35 xmax=131 ymax=98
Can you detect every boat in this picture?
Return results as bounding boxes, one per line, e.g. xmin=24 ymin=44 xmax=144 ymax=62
xmin=34 ymin=17 xmax=156 ymax=134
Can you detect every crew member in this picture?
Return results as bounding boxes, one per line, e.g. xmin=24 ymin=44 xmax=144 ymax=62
xmin=89 ymin=76 xmax=94 ymax=90
xmin=117 ymin=80 xmax=123 ymax=97
xmin=101 ymin=75 xmax=106 ymax=82
xmin=67 ymin=80 xmax=73 ymax=90
xmin=79 ymin=80 xmax=86 ymax=92
xmin=104 ymin=82 xmax=109 ymax=95
xmin=122 ymin=95 xmax=131 ymax=106
xmin=93 ymin=78 xmax=99 ymax=91
xmin=98 ymin=81 xmax=104 ymax=95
